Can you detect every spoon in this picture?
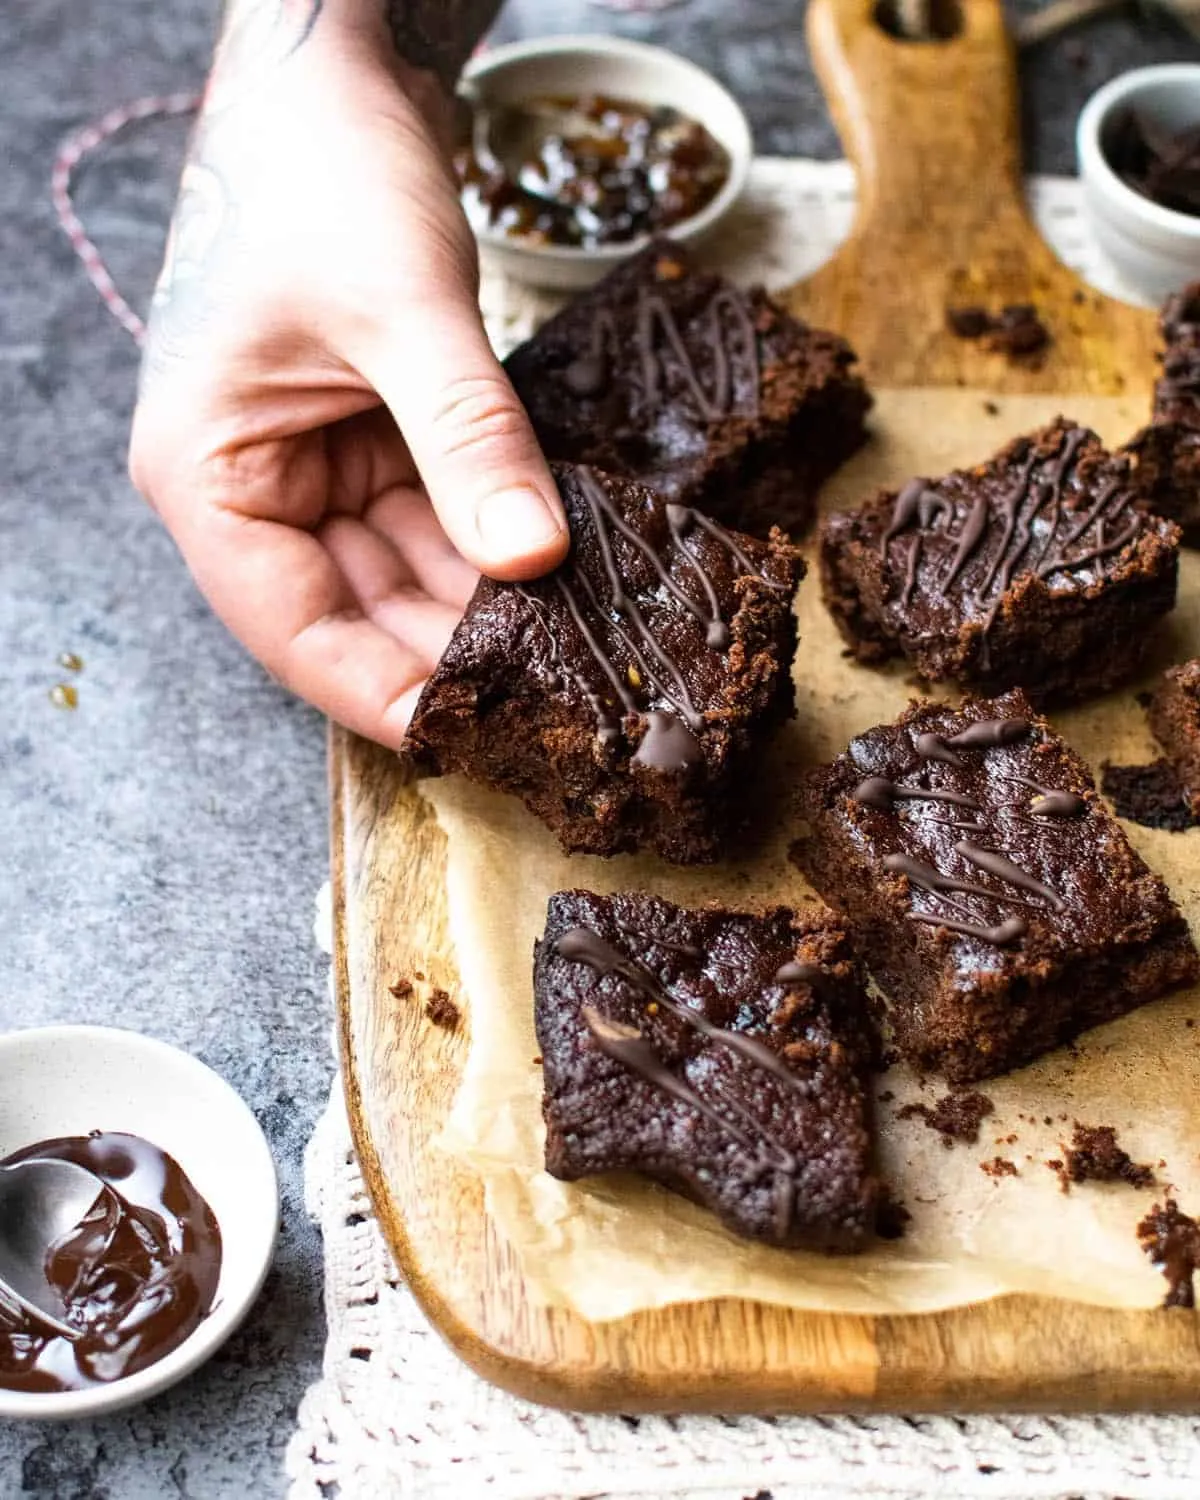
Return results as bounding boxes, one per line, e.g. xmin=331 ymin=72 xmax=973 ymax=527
xmin=0 ymin=1159 xmax=105 ymax=1339
xmin=457 ymin=82 xmax=604 ymax=205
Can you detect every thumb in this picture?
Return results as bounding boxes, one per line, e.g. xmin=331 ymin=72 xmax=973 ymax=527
xmin=361 ymin=295 xmax=568 ymax=580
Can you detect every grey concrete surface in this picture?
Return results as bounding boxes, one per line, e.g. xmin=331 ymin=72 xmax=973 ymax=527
xmin=1 ymin=1 xmax=1198 ymax=1496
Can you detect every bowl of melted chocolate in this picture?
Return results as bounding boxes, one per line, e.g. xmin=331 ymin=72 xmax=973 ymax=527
xmin=0 ymin=1027 xmax=278 ymax=1419
xmin=456 ymin=36 xmax=752 ymax=289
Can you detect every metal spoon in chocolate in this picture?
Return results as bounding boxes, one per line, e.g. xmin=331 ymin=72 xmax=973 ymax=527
xmin=0 ymin=1158 xmax=105 ymax=1339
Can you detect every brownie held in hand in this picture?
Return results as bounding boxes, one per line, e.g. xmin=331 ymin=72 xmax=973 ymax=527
xmin=1126 ymin=285 xmax=1200 ymax=545
xmin=403 ymin=464 xmax=801 ymax=863
xmin=1148 ymin=659 xmax=1200 ymax=818
xmin=504 ymin=239 xmax=871 ymax=537
xmin=794 ymin=692 xmax=1198 ymax=1083
xmin=821 ymin=418 xmax=1180 ymax=703
xmin=534 ymin=889 xmax=880 ymax=1251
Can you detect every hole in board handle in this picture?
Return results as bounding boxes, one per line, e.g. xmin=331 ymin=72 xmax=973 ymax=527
xmin=874 ymin=0 xmax=963 ymax=41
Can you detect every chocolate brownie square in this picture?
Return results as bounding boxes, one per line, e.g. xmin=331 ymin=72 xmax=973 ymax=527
xmin=1148 ymin=658 xmax=1200 ymax=818
xmin=793 ymin=691 xmax=1198 ymax=1083
xmin=1126 ymin=285 xmax=1200 ymax=545
xmin=820 ymin=418 xmax=1181 ymax=704
xmin=403 ymin=464 xmax=801 ymax=863
xmin=504 ymin=238 xmax=871 ymax=537
xmin=533 ymin=889 xmax=880 ymax=1250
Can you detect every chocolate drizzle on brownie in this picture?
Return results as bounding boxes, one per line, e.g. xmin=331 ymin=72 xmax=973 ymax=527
xmin=849 ymin=715 xmax=1086 ymax=946
xmin=557 ymin=927 xmax=809 ymax=1095
xmin=878 ymin=425 xmax=1145 ymax=639
xmin=563 ymin=287 xmax=760 ymax=422
xmin=524 ymin=466 xmax=785 ymax=767
xmin=558 ymin=924 xmax=821 ymax=1238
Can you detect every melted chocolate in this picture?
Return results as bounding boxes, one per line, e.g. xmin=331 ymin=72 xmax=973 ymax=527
xmin=559 ymin=285 xmax=760 ymax=425
xmin=942 ymin=717 xmax=1031 ymax=750
xmin=637 ymin=288 xmax=759 ymax=421
xmin=0 ymin=1133 xmax=221 ymax=1394
xmin=849 ymin=714 xmax=1085 ymax=946
xmin=532 ymin=466 xmax=784 ymax=768
xmin=880 ymin=426 xmax=1144 ymax=637
xmin=633 ymin=710 xmax=705 ymax=771
xmin=580 ymin=1007 xmax=758 ymax=1153
xmin=563 ymin=311 xmax=619 ymax=397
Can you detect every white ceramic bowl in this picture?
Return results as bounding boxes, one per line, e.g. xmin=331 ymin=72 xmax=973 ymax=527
xmin=0 ymin=1026 xmax=278 ymax=1421
xmin=1078 ymin=64 xmax=1200 ymax=306
xmin=461 ymin=36 xmax=753 ymax=290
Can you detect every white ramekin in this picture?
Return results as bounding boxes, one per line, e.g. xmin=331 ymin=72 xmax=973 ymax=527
xmin=0 ymin=1026 xmax=278 ymax=1421
xmin=460 ymin=36 xmax=753 ymax=291
xmin=1078 ymin=64 xmax=1200 ymax=307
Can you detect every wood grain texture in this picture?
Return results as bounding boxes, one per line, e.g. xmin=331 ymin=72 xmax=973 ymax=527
xmin=788 ymin=0 xmax=1158 ymax=390
xmin=333 ymin=0 xmax=1200 ymax=1411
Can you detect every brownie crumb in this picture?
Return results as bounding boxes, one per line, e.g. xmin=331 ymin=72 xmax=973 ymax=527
xmin=986 ymin=304 xmax=1051 ymax=359
xmin=946 ymin=304 xmax=1050 ymax=360
xmin=425 ymin=988 xmax=460 ymax=1031
xmin=898 ymin=1090 xmax=995 ymax=1146
xmin=1138 ymin=1198 xmax=1200 ymax=1307
xmin=981 ymin=1157 xmax=1019 ymax=1179
xmin=947 ymin=305 xmax=991 ymax=339
xmin=880 ymin=1047 xmax=901 ymax=1070
xmin=983 ymin=399 xmax=1000 ymax=415
xmin=1046 ymin=1158 xmax=1066 ymax=1191
xmin=388 ymin=977 xmax=414 ymax=1000
xmin=1063 ymin=1122 xmax=1155 ymax=1189
xmin=876 ymin=1186 xmax=911 ymax=1239
xmin=1102 ymin=760 xmax=1198 ymax=832
xmin=877 ymin=1089 xmax=895 ymax=1103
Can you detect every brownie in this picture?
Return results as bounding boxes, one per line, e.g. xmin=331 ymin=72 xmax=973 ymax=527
xmin=504 ymin=239 xmax=871 ymax=537
xmin=403 ymin=464 xmax=801 ymax=863
xmin=533 ymin=889 xmax=880 ymax=1250
xmin=1125 ymin=285 xmax=1200 ymax=545
xmin=793 ymin=691 xmax=1199 ymax=1082
xmin=1148 ymin=658 xmax=1200 ymax=818
xmin=820 ymin=418 xmax=1181 ymax=704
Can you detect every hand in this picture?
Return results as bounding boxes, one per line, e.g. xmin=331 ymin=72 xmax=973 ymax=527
xmin=129 ymin=0 xmax=568 ymax=748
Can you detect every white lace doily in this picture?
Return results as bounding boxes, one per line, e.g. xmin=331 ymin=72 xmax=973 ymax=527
xmin=285 ymin=166 xmax=1200 ymax=1500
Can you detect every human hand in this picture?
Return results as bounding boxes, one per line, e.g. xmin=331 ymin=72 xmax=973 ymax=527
xmin=129 ymin=0 xmax=567 ymax=747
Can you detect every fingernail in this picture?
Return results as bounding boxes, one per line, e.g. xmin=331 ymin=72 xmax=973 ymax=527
xmin=475 ymin=486 xmax=564 ymax=559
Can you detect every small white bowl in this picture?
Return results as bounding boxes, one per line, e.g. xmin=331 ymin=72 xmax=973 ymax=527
xmin=0 ymin=1026 xmax=278 ymax=1421
xmin=461 ymin=36 xmax=753 ymax=290
xmin=1078 ymin=64 xmax=1200 ymax=306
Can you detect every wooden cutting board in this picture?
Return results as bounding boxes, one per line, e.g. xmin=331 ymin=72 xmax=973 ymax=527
xmin=332 ymin=0 xmax=1200 ymax=1410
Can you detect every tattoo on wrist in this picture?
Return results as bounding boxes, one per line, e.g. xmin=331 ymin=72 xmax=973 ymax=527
xmin=140 ymin=0 xmax=324 ymax=388
xmin=384 ymin=0 xmax=503 ymax=93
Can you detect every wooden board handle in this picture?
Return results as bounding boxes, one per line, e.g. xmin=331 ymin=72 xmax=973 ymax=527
xmin=789 ymin=0 xmax=1156 ymax=391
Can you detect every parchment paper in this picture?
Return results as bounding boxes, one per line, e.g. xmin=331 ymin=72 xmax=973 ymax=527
xmin=427 ymin=388 xmax=1200 ymax=1321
